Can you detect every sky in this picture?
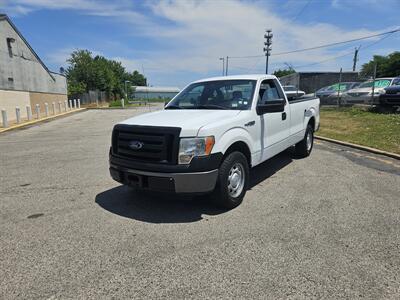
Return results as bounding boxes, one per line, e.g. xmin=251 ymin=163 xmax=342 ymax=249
xmin=1 ymin=0 xmax=399 ymax=87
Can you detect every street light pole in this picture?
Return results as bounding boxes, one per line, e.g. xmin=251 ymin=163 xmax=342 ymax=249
xmin=263 ymin=29 xmax=273 ymax=74
xmin=219 ymin=57 xmax=225 ymax=76
xmin=225 ymin=56 xmax=229 ymax=76
xmin=124 ymin=80 xmax=130 ymax=100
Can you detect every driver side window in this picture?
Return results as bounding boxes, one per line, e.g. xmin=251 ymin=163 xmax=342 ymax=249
xmin=258 ymin=80 xmax=282 ymax=104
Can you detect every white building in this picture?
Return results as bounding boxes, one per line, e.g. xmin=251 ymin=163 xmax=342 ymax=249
xmin=132 ymin=86 xmax=180 ymax=99
xmin=0 ymin=14 xmax=67 ymax=121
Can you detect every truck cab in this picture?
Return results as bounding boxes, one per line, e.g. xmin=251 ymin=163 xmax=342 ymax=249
xmin=109 ymin=75 xmax=320 ymax=208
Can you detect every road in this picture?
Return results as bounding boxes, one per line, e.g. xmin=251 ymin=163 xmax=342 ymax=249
xmin=1 ymin=108 xmax=399 ymax=299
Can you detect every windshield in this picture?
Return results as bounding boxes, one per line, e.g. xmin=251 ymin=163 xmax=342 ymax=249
xmin=323 ymin=83 xmax=353 ymax=92
xmin=359 ymin=79 xmax=391 ymax=88
xmin=165 ymin=80 xmax=257 ymax=110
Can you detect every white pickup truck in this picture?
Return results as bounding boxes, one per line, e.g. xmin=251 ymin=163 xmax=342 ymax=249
xmin=109 ymin=75 xmax=320 ymax=208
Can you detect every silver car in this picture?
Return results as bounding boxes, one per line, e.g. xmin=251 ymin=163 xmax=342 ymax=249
xmin=342 ymin=78 xmax=396 ymax=104
xmin=316 ymin=82 xmax=360 ymax=104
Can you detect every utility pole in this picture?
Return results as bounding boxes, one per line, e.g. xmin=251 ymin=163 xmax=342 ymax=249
xmin=263 ymin=29 xmax=273 ymax=74
xmin=219 ymin=57 xmax=225 ymax=76
xmin=337 ymin=67 xmax=342 ymax=108
xmin=370 ymin=63 xmax=377 ymax=105
xmin=225 ymin=56 xmax=229 ymax=76
xmin=352 ymin=46 xmax=360 ymax=71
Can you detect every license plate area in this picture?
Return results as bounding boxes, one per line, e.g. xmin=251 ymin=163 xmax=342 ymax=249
xmin=127 ymin=174 xmax=143 ymax=187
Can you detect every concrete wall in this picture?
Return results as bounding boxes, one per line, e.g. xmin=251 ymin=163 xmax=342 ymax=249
xmin=0 ymin=89 xmax=68 ymax=122
xmin=0 ymin=18 xmax=67 ymax=94
xmin=29 ymin=92 xmax=67 ymax=113
xmin=0 ymin=89 xmax=30 ymax=122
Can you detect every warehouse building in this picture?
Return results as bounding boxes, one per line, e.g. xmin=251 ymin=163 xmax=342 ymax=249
xmin=0 ymin=14 xmax=67 ymax=121
xmin=279 ymin=71 xmax=360 ymax=94
xmin=132 ymin=86 xmax=180 ymax=100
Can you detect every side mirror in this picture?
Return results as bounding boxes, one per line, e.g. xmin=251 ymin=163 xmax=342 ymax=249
xmin=286 ymin=95 xmax=295 ymax=101
xmin=256 ymin=99 xmax=285 ymax=115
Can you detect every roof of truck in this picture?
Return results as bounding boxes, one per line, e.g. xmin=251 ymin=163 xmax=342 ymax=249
xmin=193 ymin=74 xmax=276 ymax=83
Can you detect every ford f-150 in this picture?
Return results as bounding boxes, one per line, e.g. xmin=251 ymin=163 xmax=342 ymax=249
xmin=109 ymin=75 xmax=320 ymax=208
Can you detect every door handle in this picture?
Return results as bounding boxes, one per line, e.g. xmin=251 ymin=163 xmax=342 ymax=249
xmin=282 ymin=112 xmax=287 ymax=120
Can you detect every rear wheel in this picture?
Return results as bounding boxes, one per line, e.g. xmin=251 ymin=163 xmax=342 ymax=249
xmin=213 ymin=151 xmax=249 ymax=209
xmin=295 ymin=124 xmax=314 ymax=158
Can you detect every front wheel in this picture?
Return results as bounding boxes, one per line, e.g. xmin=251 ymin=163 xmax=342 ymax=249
xmin=295 ymin=124 xmax=314 ymax=158
xmin=213 ymin=151 xmax=249 ymax=209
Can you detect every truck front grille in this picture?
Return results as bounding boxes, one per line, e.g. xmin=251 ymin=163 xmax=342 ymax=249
xmin=112 ymin=124 xmax=181 ymax=164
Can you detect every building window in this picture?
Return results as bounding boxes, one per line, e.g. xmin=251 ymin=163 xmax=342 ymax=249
xmin=6 ymin=37 xmax=15 ymax=58
xmin=8 ymin=77 xmax=14 ymax=82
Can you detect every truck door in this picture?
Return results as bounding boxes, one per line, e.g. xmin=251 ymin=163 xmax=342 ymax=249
xmin=258 ymin=79 xmax=290 ymax=161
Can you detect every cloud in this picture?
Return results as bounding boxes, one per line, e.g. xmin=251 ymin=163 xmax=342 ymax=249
xmin=46 ymin=47 xmax=103 ymax=66
xmin=136 ymin=0 xmax=386 ymax=73
xmin=2 ymin=0 xmax=149 ymax=23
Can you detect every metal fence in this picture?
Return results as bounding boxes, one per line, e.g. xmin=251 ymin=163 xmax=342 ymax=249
xmin=279 ymin=67 xmax=400 ymax=110
xmin=70 ymin=90 xmax=108 ymax=105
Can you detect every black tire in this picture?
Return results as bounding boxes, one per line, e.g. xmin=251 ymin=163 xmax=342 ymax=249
xmin=295 ymin=124 xmax=314 ymax=158
xmin=212 ymin=151 xmax=249 ymax=209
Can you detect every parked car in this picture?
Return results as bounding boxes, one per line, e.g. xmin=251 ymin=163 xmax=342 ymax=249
xmin=316 ymin=82 xmax=360 ymax=104
xmin=341 ymin=78 xmax=396 ymax=104
xmin=379 ymin=77 xmax=400 ymax=111
xmin=109 ymin=75 xmax=320 ymax=208
xmin=282 ymin=85 xmax=305 ymax=100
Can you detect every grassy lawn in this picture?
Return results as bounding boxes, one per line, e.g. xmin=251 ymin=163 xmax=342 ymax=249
xmin=318 ymin=107 xmax=400 ymax=154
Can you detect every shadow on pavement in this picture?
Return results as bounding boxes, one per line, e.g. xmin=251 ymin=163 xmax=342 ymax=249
xmin=249 ymin=149 xmax=294 ymax=188
xmin=95 ymin=187 xmax=226 ymax=223
xmin=96 ymin=149 xmax=294 ymax=223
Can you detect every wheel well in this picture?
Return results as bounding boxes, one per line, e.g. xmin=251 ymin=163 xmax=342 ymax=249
xmin=224 ymin=141 xmax=251 ymax=167
xmin=308 ymin=117 xmax=315 ymax=131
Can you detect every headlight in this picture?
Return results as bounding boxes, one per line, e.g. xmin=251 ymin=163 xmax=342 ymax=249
xmin=369 ymin=90 xmax=384 ymax=96
xmin=178 ymin=136 xmax=215 ymax=164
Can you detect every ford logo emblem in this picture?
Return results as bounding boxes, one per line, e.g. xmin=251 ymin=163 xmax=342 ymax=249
xmin=129 ymin=140 xmax=144 ymax=150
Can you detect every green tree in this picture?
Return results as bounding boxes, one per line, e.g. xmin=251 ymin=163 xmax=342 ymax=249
xmin=360 ymin=52 xmax=400 ymax=78
xmin=273 ymin=67 xmax=296 ymax=78
xmin=65 ymin=49 xmax=147 ymax=99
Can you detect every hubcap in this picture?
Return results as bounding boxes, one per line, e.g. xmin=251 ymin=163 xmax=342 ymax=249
xmin=227 ymin=163 xmax=245 ymax=198
xmin=306 ymin=130 xmax=313 ymax=151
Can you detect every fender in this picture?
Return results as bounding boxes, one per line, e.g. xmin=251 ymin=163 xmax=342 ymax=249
xmin=305 ymin=106 xmax=319 ymax=130
xmin=212 ymin=126 xmax=255 ymax=164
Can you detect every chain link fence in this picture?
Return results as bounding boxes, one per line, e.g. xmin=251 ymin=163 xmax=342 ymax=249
xmin=69 ymin=90 xmax=108 ymax=106
xmin=279 ymin=66 xmax=399 ymax=111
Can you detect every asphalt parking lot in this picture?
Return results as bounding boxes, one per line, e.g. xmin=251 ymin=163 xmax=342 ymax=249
xmin=1 ymin=108 xmax=399 ymax=299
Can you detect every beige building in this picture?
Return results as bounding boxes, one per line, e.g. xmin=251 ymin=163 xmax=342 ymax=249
xmin=0 ymin=14 xmax=67 ymax=122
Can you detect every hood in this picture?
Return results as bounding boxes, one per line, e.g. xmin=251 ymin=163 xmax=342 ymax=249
xmin=347 ymin=86 xmax=385 ymax=93
xmin=384 ymin=85 xmax=400 ymax=93
xmin=119 ymin=109 xmax=242 ymax=136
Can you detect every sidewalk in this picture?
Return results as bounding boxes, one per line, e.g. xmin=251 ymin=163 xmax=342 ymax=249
xmin=0 ymin=108 xmax=86 ymax=133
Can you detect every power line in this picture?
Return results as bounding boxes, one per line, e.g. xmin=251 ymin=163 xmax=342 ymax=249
xmin=229 ymin=27 xmax=400 ymax=59
xmin=291 ymin=31 xmax=396 ymax=69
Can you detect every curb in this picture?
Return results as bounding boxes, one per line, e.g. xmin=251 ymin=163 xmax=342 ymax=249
xmin=0 ymin=108 xmax=87 ymax=134
xmin=85 ymin=104 xmax=160 ymax=110
xmin=85 ymin=107 xmax=147 ymax=110
xmin=315 ymin=135 xmax=400 ymax=160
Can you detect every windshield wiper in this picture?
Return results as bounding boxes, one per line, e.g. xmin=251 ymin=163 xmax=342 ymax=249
xmin=195 ymin=104 xmax=228 ymax=110
xmin=165 ymin=105 xmax=182 ymax=110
